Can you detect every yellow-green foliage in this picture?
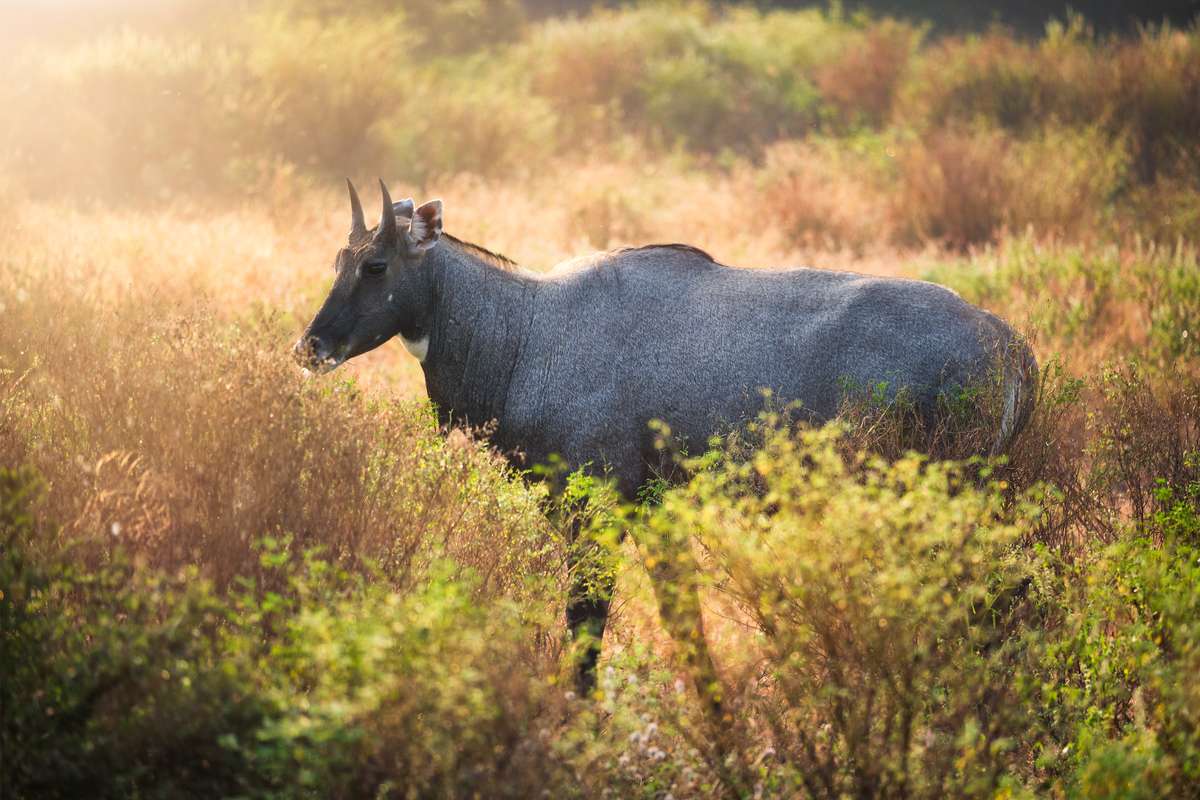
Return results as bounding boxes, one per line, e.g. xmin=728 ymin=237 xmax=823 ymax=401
xmin=522 ymin=6 xmax=854 ymax=151
xmin=0 ymin=471 xmax=568 ymax=799
xmin=1034 ymin=482 xmax=1200 ymax=797
xmin=636 ymin=424 xmax=1047 ymax=796
xmin=925 ymin=239 xmax=1200 ymax=369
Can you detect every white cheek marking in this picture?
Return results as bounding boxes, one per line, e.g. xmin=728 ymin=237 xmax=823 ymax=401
xmin=400 ymin=334 xmax=430 ymax=363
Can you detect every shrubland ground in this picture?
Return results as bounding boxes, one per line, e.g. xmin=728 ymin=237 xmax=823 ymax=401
xmin=1 ymin=2 xmax=1198 ymax=797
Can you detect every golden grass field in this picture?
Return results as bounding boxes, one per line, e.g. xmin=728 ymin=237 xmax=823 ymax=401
xmin=2 ymin=2 xmax=1199 ymax=798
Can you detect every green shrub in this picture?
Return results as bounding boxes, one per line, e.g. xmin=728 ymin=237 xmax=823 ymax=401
xmin=815 ymin=19 xmax=924 ymax=129
xmin=1 ymin=467 xmax=274 ymax=799
xmin=226 ymin=551 xmax=566 ymax=798
xmin=369 ymin=71 xmax=556 ymax=182
xmin=522 ymin=5 xmax=850 ymax=153
xmin=637 ymin=423 xmax=1048 ymax=796
xmin=1087 ymin=364 xmax=1200 ymax=526
xmin=925 ymin=239 xmax=1200 ymax=368
xmin=1033 ymin=490 xmax=1200 ymax=796
xmin=899 ymin=31 xmax=1069 ymax=133
xmin=0 ymin=468 xmax=567 ymax=799
xmin=238 ymin=11 xmax=413 ymax=176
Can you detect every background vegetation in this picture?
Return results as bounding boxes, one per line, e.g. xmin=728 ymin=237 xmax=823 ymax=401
xmin=1 ymin=1 xmax=1198 ymax=797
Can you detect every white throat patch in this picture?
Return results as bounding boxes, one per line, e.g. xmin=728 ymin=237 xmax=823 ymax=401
xmin=400 ymin=334 xmax=430 ymax=363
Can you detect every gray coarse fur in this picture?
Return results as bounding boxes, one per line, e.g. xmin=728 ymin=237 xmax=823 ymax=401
xmin=302 ymin=227 xmax=1037 ymax=494
xmin=416 ymin=242 xmax=1036 ymax=495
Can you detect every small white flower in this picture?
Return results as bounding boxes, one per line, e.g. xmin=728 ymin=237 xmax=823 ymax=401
xmin=110 ymin=521 xmax=122 ymax=537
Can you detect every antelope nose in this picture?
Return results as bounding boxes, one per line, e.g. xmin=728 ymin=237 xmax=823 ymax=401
xmin=293 ymin=335 xmax=327 ymax=367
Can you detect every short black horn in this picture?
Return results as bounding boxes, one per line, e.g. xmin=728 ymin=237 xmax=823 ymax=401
xmin=374 ymin=179 xmax=398 ymax=246
xmin=347 ymin=178 xmax=366 ymax=241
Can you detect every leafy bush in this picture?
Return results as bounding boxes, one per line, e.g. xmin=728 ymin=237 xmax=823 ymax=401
xmin=1087 ymin=364 xmax=1200 ymax=526
xmin=634 ymin=423 xmax=1049 ymax=796
xmin=926 ymin=238 xmax=1200 ymax=369
xmin=1 ymin=468 xmax=567 ymax=799
xmin=815 ymin=18 xmax=924 ymax=129
xmin=1 ymin=467 xmax=274 ymax=798
xmin=1033 ymin=487 xmax=1200 ymax=796
xmin=522 ymin=5 xmax=847 ymax=153
xmin=369 ymin=71 xmax=556 ymax=182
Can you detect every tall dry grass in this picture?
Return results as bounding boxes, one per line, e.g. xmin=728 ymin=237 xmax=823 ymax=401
xmin=0 ymin=204 xmax=558 ymax=600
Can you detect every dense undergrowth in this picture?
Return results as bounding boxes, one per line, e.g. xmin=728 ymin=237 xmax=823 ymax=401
xmin=2 ymin=1 xmax=1200 ymax=797
xmin=2 ymin=218 xmax=1198 ymax=796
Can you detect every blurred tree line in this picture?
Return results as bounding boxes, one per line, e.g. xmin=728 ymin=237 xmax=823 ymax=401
xmin=525 ymin=0 xmax=1199 ymax=34
xmin=4 ymin=0 xmax=1194 ymax=45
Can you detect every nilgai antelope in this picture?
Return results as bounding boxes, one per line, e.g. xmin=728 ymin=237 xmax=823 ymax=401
xmin=294 ymin=180 xmax=1037 ymax=706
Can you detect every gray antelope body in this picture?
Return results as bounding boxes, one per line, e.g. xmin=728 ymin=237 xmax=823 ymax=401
xmin=297 ymin=181 xmax=1037 ymax=699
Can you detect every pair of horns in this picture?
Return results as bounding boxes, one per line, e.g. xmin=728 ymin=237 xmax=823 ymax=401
xmin=347 ymin=178 xmax=410 ymax=245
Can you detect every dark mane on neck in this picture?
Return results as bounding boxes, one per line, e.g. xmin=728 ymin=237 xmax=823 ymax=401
xmin=444 ymin=233 xmax=519 ymax=271
xmin=616 ymin=243 xmax=722 ymax=264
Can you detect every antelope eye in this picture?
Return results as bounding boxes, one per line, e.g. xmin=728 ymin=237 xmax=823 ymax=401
xmin=363 ymin=259 xmax=388 ymax=276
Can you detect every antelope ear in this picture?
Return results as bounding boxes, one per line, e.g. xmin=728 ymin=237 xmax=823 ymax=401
xmin=392 ymin=197 xmax=415 ymax=219
xmin=407 ymin=200 xmax=442 ymax=253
